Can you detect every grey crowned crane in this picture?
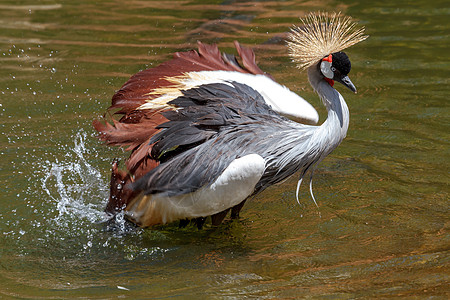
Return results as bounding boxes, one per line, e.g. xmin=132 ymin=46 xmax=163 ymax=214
xmin=94 ymin=12 xmax=368 ymax=228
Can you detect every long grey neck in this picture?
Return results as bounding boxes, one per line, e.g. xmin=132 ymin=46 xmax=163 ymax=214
xmin=307 ymin=65 xmax=349 ymax=157
xmin=252 ymin=66 xmax=351 ymax=193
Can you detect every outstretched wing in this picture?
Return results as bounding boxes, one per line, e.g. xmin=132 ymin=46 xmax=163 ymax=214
xmin=94 ymin=42 xmax=274 ymax=213
xmin=94 ymin=42 xmax=268 ymax=171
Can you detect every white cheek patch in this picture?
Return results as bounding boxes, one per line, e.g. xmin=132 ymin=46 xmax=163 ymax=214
xmin=320 ymin=60 xmax=334 ymax=79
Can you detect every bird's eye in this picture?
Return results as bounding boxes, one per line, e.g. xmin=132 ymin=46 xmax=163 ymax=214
xmin=331 ymin=67 xmax=336 ymax=72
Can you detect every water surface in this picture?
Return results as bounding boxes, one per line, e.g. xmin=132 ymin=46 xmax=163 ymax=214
xmin=0 ymin=0 xmax=448 ymax=298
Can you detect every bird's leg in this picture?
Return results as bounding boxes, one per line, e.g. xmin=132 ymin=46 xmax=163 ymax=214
xmin=211 ymin=208 xmax=230 ymax=226
xmin=230 ymin=200 xmax=247 ymax=219
xmin=179 ymin=218 xmax=190 ymax=228
xmin=193 ymin=217 xmax=207 ymax=229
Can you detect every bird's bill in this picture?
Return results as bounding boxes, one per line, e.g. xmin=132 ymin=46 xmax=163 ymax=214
xmin=336 ymin=75 xmax=357 ymax=93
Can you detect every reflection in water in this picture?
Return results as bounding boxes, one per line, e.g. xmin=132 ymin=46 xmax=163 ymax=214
xmin=0 ymin=0 xmax=448 ymax=298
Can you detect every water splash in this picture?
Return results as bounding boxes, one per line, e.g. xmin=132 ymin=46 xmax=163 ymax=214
xmin=31 ymin=130 xmax=210 ymax=262
xmin=41 ymin=130 xmax=109 ymax=224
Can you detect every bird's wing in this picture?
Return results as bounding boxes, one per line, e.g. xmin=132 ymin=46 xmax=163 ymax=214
xmin=94 ymin=42 xmax=272 ymax=213
xmin=93 ymin=42 xmax=271 ymax=171
xmin=132 ymin=81 xmax=278 ymax=197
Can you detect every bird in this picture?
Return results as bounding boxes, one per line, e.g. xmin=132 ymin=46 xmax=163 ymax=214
xmin=93 ymin=12 xmax=368 ymax=229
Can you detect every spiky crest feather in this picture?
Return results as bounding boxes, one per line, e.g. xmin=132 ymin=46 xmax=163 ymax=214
xmin=287 ymin=12 xmax=368 ymax=70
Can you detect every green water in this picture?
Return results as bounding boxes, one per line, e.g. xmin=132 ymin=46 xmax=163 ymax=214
xmin=1 ymin=0 xmax=448 ymax=298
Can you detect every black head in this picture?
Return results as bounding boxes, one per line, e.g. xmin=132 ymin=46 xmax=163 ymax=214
xmin=331 ymin=52 xmax=351 ymax=76
xmin=320 ymin=51 xmax=357 ymax=93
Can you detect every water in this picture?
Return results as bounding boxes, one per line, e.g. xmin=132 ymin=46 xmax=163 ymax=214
xmin=1 ymin=0 xmax=449 ymax=298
